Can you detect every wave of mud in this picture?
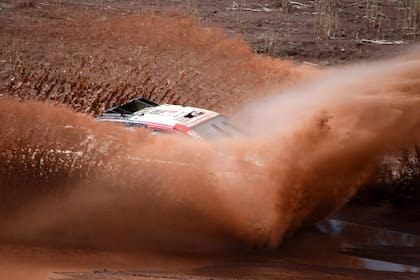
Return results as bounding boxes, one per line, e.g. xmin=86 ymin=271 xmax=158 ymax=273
xmin=1 ymin=7 xmax=420 ymax=252
xmin=0 ymin=98 xmax=274 ymax=251
xmin=1 ymin=48 xmax=420 ymax=251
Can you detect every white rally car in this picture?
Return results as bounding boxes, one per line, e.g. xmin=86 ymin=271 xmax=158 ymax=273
xmin=96 ymin=98 xmax=244 ymax=140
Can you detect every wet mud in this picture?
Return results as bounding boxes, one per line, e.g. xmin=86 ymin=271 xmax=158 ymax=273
xmin=2 ymin=48 xmax=420 ymax=250
xmin=1 ymin=5 xmax=420 ymax=280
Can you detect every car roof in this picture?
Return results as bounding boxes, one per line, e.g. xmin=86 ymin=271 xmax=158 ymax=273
xmin=128 ymin=104 xmax=219 ymax=129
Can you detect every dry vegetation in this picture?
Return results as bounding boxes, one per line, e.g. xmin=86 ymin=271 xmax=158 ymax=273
xmin=401 ymin=0 xmax=420 ymax=41
xmin=314 ymin=0 xmax=339 ymax=40
xmin=3 ymin=0 xmax=419 ymax=63
xmin=364 ymin=0 xmax=385 ymax=39
xmin=272 ymin=0 xmax=291 ymax=12
xmin=311 ymin=0 xmax=420 ymax=42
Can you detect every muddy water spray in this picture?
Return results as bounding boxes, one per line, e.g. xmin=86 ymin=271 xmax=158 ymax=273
xmin=1 ymin=49 xmax=420 ymax=250
xmin=1 ymin=8 xmax=420 ymax=250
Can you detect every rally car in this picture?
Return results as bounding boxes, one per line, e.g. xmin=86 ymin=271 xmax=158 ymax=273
xmin=96 ymin=98 xmax=243 ymax=140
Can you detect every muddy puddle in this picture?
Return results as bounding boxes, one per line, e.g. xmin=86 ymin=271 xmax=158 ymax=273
xmin=178 ymin=217 xmax=420 ymax=278
xmin=317 ymin=219 xmax=420 ymax=271
xmin=2 ymin=214 xmax=418 ymax=280
xmin=318 ymin=219 xmax=420 ymax=248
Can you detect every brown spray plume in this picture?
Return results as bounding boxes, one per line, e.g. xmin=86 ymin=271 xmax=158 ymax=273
xmin=1 ymin=48 xmax=420 ymax=251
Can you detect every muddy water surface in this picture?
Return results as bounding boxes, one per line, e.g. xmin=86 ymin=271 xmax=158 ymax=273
xmin=2 ymin=211 xmax=419 ymax=280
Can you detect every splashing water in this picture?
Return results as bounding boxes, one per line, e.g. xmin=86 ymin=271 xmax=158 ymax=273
xmin=1 ymin=47 xmax=420 ymax=252
xmin=1 ymin=7 xmax=420 ymax=252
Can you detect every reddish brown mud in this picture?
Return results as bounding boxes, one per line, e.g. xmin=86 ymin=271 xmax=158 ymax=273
xmin=1 ymin=2 xmax=420 ymax=280
xmin=1 ymin=49 xmax=420 ymax=250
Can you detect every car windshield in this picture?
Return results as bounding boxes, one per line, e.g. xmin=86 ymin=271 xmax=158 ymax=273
xmin=192 ymin=115 xmax=244 ymax=140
